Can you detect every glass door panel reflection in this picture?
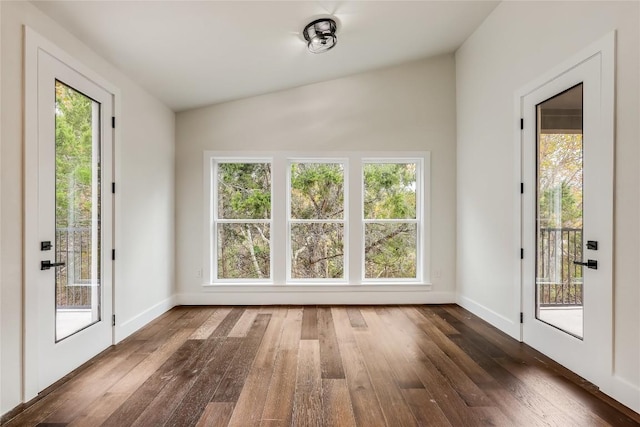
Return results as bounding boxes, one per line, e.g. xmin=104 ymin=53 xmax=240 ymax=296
xmin=536 ymin=83 xmax=584 ymax=338
xmin=55 ymin=80 xmax=101 ymax=341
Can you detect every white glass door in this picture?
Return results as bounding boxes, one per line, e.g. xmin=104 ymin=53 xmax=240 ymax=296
xmin=35 ymin=49 xmax=113 ymax=391
xmin=521 ymin=48 xmax=613 ymax=386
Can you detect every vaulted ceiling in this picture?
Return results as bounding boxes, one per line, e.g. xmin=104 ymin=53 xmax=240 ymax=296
xmin=34 ymin=1 xmax=500 ymax=111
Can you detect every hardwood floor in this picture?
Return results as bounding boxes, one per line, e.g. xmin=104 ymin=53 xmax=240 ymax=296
xmin=3 ymin=305 xmax=639 ymax=426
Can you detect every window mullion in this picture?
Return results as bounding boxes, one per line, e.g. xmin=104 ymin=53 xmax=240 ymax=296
xmin=272 ymin=155 xmax=287 ymax=285
xmin=350 ymin=156 xmax=362 ymax=285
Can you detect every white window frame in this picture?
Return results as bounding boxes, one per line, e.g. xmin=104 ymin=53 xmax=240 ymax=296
xmin=203 ymin=151 xmax=430 ymax=286
xmin=208 ymin=156 xmax=273 ymax=284
xmin=361 ymin=157 xmax=424 ymax=284
xmin=287 ymin=158 xmax=349 ymax=284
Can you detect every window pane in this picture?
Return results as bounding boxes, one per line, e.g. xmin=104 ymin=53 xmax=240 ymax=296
xmin=218 ymin=163 xmax=271 ymax=219
xmin=364 ymin=163 xmax=416 ymax=219
xmin=291 ymin=223 xmax=344 ymax=279
xmin=364 ymin=223 xmax=417 ymax=279
xmin=290 ymin=163 xmax=344 ymax=219
xmin=217 ymin=223 xmax=270 ymax=279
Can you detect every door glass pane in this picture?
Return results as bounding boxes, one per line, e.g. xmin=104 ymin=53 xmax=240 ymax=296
xmin=536 ymin=84 xmax=584 ymax=338
xmin=55 ymin=80 xmax=101 ymax=341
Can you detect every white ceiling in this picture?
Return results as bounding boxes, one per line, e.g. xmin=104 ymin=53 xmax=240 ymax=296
xmin=33 ymin=1 xmax=500 ymax=112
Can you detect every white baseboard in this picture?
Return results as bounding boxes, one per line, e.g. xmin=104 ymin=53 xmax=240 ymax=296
xmin=602 ymin=375 xmax=640 ymax=414
xmin=176 ymin=289 xmax=455 ymax=306
xmin=456 ymin=294 xmax=521 ymax=340
xmin=114 ymin=295 xmax=177 ymax=343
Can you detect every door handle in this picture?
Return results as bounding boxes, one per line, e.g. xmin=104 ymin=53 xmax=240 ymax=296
xmin=574 ymin=259 xmax=598 ymax=270
xmin=41 ymin=260 xmax=66 ymax=270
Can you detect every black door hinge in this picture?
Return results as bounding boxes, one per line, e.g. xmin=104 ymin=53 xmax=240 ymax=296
xmin=112 ymin=249 xmax=116 ymax=261
xmin=112 ymin=182 xmax=116 ymax=194
xmin=112 ymin=117 xmax=116 ymax=129
xmin=520 ymin=118 xmax=524 ymax=129
xmin=520 ymin=248 xmax=524 ymax=259
xmin=520 ymin=312 xmax=524 ymax=323
xmin=112 ymin=314 xmax=116 ymax=326
xmin=520 ymin=183 xmax=524 ymax=194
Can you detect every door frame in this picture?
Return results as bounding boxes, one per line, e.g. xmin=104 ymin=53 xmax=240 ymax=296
xmin=23 ymin=26 xmax=120 ymax=402
xmin=514 ymin=31 xmax=615 ymax=386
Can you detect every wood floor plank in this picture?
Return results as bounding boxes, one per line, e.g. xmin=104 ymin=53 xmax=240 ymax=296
xmin=346 ymin=307 xmax=368 ymax=329
xmin=195 ymin=402 xmax=235 ymax=427
xmin=376 ymin=307 xmax=481 ymax=426
xmin=331 ymin=307 xmax=386 ymax=427
xmin=415 ymin=305 xmax=460 ymax=335
xmin=210 ymin=307 xmax=246 ymax=338
xmin=353 ymin=327 xmax=419 ymax=426
xmin=6 ymin=305 xmax=637 ymax=427
xmin=42 ymin=351 xmax=149 ymax=423
xmin=441 ymin=307 xmax=640 ymax=427
xmin=66 ymin=309 xmax=215 ymax=425
xmin=227 ymin=308 xmax=260 ymax=337
xmin=212 ymin=314 xmax=271 ymax=403
xmin=134 ymin=307 xmax=191 ymax=341
xmin=6 ymin=340 xmax=144 ymax=426
xmin=261 ymin=309 xmax=303 ymax=425
xmin=259 ymin=420 xmax=285 ymax=427
xmin=401 ymin=388 xmax=452 ymax=427
xmin=471 ymin=407 xmax=514 ymax=426
xmin=430 ymin=306 xmax=507 ymax=359
xmin=301 ymin=306 xmax=318 ymax=339
xmin=190 ymin=307 xmax=233 ymax=339
xmin=322 ymin=379 xmax=356 ymax=427
xmin=360 ymin=308 xmax=424 ymax=389
xmin=163 ymin=337 xmax=244 ymax=426
xmin=400 ymin=307 xmax=493 ymax=407
xmin=444 ymin=305 xmax=640 ymax=426
xmin=10 ymin=310 xmax=192 ymax=426
xmin=496 ymin=357 xmax=613 ymax=426
xmin=68 ymin=393 xmax=129 ymax=427
xmin=227 ymin=309 xmax=286 ymax=427
xmin=317 ymin=307 xmax=345 ymax=379
xmin=131 ymin=339 xmax=227 ymax=426
xmin=484 ymin=387 xmax=555 ymax=426
xmin=408 ymin=306 xmax=495 ymax=387
xmin=101 ymin=339 xmax=203 ymax=426
xmin=291 ymin=340 xmax=323 ymax=427
xmin=46 ymin=309 xmax=210 ymax=426
xmin=447 ymin=330 xmax=590 ymax=426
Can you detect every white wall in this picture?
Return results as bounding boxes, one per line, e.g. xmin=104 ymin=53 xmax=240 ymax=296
xmin=175 ymin=56 xmax=457 ymax=304
xmin=0 ymin=1 xmax=175 ymax=415
xmin=456 ymin=0 xmax=639 ymax=411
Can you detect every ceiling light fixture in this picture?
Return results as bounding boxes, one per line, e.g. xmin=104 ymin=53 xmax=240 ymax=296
xmin=302 ymin=18 xmax=337 ymax=54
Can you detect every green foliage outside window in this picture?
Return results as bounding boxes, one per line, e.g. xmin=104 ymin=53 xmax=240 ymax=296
xmin=214 ymin=160 xmax=422 ymax=281
xmin=364 ymin=163 xmax=417 ymax=279
xmin=55 ymin=81 xmax=95 ymax=229
xmin=217 ymin=163 xmax=271 ymax=279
